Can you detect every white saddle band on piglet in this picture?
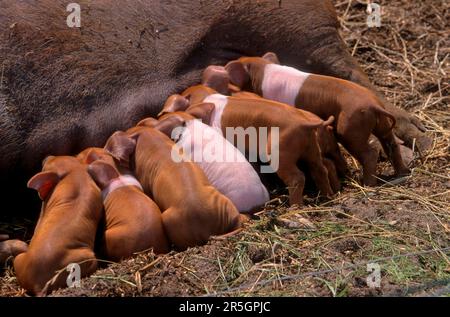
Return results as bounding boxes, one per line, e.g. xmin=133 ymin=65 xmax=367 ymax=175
xmin=261 ymin=64 xmax=310 ymax=106
xmin=176 ymin=119 xmax=270 ymax=212
xmin=102 ymin=175 xmax=143 ymax=201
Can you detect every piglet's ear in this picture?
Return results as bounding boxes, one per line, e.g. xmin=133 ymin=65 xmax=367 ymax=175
xmin=228 ymin=84 xmax=242 ymax=94
xmin=186 ymin=103 xmax=216 ymax=126
xmin=156 ymin=115 xmax=187 ymax=138
xmin=262 ymin=52 xmax=280 ymax=64
xmin=158 ymin=95 xmax=190 ymax=118
xmin=137 ymin=117 xmax=159 ymax=128
xmin=82 ymin=148 xmax=102 ymax=165
xmin=323 ymin=116 xmax=335 ymax=127
xmin=88 ymin=161 xmax=120 ymax=190
xmin=104 ymin=131 xmax=137 ymax=167
xmin=224 ymin=61 xmax=249 ymax=88
xmin=202 ymin=65 xmax=230 ymax=95
xmin=27 ymin=171 xmax=60 ymax=201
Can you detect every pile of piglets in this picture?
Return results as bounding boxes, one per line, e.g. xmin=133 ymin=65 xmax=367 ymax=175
xmin=10 ymin=53 xmax=409 ymax=295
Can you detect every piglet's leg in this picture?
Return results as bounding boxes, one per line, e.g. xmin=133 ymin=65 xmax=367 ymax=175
xmin=303 ymin=135 xmax=335 ymax=198
xmin=346 ymin=141 xmax=379 ymax=187
xmin=323 ymin=158 xmax=341 ymax=194
xmin=211 ymin=222 xmax=246 ymax=241
xmin=277 ymin=164 xmax=306 ymax=206
xmin=331 ymin=148 xmax=349 ymax=178
xmin=307 ymin=158 xmax=334 ymax=198
xmin=376 ymin=130 xmax=411 ymax=177
xmin=161 ymin=207 xmax=203 ymax=251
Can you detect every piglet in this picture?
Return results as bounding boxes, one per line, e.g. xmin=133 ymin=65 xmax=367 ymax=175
xmin=14 ymin=156 xmax=103 ymax=296
xmin=178 ymin=85 xmax=339 ymax=206
xmin=222 ymin=53 xmax=410 ymax=185
xmin=87 ymin=157 xmax=170 ymax=261
xmin=144 ymin=107 xmax=270 ymax=213
xmin=105 ymin=126 xmax=244 ymax=250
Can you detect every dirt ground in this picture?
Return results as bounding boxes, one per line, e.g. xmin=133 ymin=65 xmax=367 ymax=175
xmin=1 ymin=0 xmax=448 ymax=297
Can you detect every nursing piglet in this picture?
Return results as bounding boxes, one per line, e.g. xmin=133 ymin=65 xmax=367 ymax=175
xmin=14 ymin=156 xmax=102 ymax=295
xmin=143 ymin=108 xmax=270 ymax=212
xmin=223 ymin=53 xmax=410 ymax=185
xmin=78 ymin=148 xmax=170 ymax=260
xmin=104 ymin=126 xmax=244 ymax=250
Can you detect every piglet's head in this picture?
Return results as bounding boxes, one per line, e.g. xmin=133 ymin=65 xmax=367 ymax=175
xmin=157 ymin=95 xmax=191 ymax=118
xmin=225 ymin=52 xmax=280 ymax=89
xmin=155 ymin=113 xmax=191 ymax=140
xmin=185 ymin=102 xmax=216 ymax=126
xmin=27 ymin=156 xmax=82 ymax=201
xmin=104 ymin=131 xmax=138 ymax=168
xmin=77 ymin=147 xmax=116 ymax=166
xmin=156 ymin=102 xmax=216 ymax=138
xmin=202 ymin=65 xmax=230 ymax=95
xmin=0 ymin=239 xmax=28 ymax=264
xmin=136 ymin=117 xmax=159 ymax=128
xmin=181 ymin=85 xmax=217 ymax=105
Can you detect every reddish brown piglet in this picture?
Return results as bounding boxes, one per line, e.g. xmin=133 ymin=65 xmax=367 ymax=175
xmin=87 ymin=158 xmax=170 ymax=261
xmin=179 ymin=85 xmax=339 ymax=206
xmin=105 ymin=126 xmax=244 ymax=251
xmin=221 ymin=54 xmax=410 ymax=185
xmin=14 ymin=156 xmax=102 ymax=296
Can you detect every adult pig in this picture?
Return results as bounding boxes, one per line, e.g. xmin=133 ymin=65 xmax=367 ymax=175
xmin=0 ymin=0 xmax=428 ymax=214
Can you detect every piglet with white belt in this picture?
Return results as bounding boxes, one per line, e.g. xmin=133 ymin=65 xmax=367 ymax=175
xmin=220 ymin=53 xmax=410 ymax=186
xmin=141 ymin=102 xmax=270 ymax=213
xmin=78 ymin=148 xmax=169 ymax=261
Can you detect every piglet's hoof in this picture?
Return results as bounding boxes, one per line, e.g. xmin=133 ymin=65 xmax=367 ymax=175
xmin=0 ymin=238 xmax=29 ymax=265
xmin=399 ymin=145 xmax=414 ymax=167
